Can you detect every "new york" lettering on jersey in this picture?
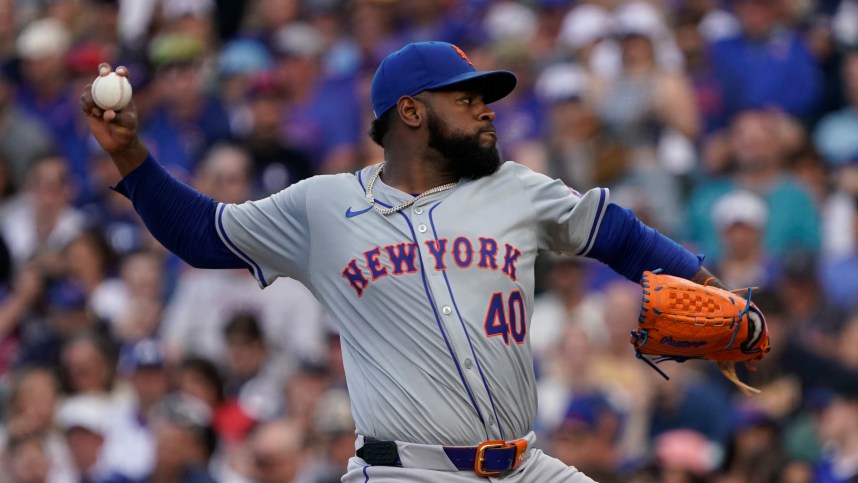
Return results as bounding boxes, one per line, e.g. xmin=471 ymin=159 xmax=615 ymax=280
xmin=341 ymin=237 xmax=522 ymax=297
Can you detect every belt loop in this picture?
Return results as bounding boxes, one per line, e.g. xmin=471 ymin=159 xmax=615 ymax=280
xmin=356 ymin=440 xmax=399 ymax=466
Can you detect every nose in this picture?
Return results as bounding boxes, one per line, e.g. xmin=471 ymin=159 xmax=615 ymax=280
xmin=478 ymin=107 xmax=495 ymax=122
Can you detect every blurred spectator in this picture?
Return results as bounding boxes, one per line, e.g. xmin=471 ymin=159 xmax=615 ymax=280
xmin=547 ymin=392 xmax=623 ymax=482
xmin=63 ymin=229 xmax=123 ymax=325
xmin=0 ymin=70 xmax=53 ymax=189
xmin=14 ymin=18 xmax=87 ymax=181
xmin=814 ymin=392 xmax=858 ymax=483
xmin=646 ymin=363 xmax=733 ymax=444
xmin=1 ymin=368 xmax=73 ymax=482
xmin=557 ymin=3 xmax=617 ymax=79
xmin=2 ymin=367 xmax=61 ymax=443
xmin=814 ymin=51 xmax=858 ymax=167
xmin=714 ymin=405 xmax=791 ymax=483
xmin=651 ymin=429 xmax=717 ymax=483
xmin=101 ymin=339 xmax=169 ymax=481
xmin=674 ymin=10 xmax=730 ymax=135
xmin=245 ymin=418 xmax=307 ymax=483
xmin=536 ymin=323 xmax=613 ymax=442
xmin=141 ymin=33 xmax=232 ymax=175
xmin=272 ymin=22 xmax=361 ymax=174
xmin=686 ymin=109 xmax=820 ymax=260
xmin=222 ymin=313 xmax=278 ymax=399
xmin=58 ymin=334 xmax=123 ymax=403
xmin=0 ymin=155 xmax=84 ymax=272
xmin=237 ymin=76 xmax=313 ymax=195
xmin=301 ymin=388 xmax=355 ymax=482
xmin=778 ymin=248 xmax=844 ymax=339
xmin=282 ymin=362 xmax=332 ymax=432
xmin=709 ymin=0 xmax=823 ymax=122
xmin=72 ymin=0 xmax=121 ymax=49
xmin=110 ymin=250 xmax=165 ymax=343
xmin=0 ymin=431 xmax=52 ymax=483
xmin=176 ymin=355 xmax=262 ymax=455
xmin=530 ymin=255 xmax=606 ymax=368
xmin=15 ymin=279 xmax=97 ymax=369
xmin=537 ymin=62 xmax=623 ymax=190
xmin=176 ymin=357 xmax=225 ymax=416
xmin=215 ymin=38 xmax=273 ymax=133
xmin=709 ymin=189 xmax=777 ymax=289
xmin=138 ymin=393 xmax=218 ymax=483
xmin=54 ymin=395 xmax=112 ymax=483
xmin=529 ymin=0 xmax=574 ymax=59
xmin=193 ymin=143 xmax=255 ymax=204
xmin=346 ymin=0 xmax=402 ymax=73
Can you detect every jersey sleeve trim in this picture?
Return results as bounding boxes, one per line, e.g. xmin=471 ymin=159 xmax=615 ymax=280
xmin=215 ymin=203 xmax=269 ymax=288
xmin=576 ymin=187 xmax=608 ymax=257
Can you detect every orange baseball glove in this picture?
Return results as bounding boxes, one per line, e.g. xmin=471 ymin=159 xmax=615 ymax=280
xmin=630 ymin=270 xmax=771 ymax=396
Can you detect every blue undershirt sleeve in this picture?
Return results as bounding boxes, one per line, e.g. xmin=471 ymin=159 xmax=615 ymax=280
xmin=587 ymin=203 xmax=702 ymax=283
xmin=112 ymin=155 xmax=248 ymax=270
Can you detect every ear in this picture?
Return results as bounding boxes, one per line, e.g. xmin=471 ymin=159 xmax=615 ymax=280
xmin=396 ymin=96 xmax=423 ymax=128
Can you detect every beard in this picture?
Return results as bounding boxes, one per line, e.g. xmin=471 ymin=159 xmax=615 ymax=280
xmin=426 ymin=111 xmax=501 ymax=180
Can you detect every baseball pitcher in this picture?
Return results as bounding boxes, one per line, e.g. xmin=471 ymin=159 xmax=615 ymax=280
xmin=81 ymin=42 xmax=766 ymax=482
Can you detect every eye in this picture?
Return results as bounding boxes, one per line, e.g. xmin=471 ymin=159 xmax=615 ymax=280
xmin=460 ymin=96 xmax=473 ymax=105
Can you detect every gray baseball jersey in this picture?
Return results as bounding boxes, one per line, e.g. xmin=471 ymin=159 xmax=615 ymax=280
xmin=216 ymin=161 xmax=608 ymax=447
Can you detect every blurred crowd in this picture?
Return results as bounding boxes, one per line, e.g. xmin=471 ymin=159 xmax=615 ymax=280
xmin=0 ymin=0 xmax=857 ymax=482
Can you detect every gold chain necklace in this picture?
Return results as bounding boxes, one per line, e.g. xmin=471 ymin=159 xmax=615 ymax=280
xmin=365 ymin=163 xmax=458 ymax=216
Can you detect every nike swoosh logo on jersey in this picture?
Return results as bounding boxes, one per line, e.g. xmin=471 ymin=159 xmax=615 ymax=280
xmin=345 ymin=206 xmax=372 ymax=218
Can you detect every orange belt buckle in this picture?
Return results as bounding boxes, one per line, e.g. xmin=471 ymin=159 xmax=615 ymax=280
xmin=474 ymin=438 xmax=528 ymax=477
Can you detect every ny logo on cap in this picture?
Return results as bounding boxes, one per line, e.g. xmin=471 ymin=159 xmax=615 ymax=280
xmin=451 ymin=44 xmax=473 ymax=66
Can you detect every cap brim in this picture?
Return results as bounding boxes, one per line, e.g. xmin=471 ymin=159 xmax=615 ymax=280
xmin=425 ymin=70 xmax=517 ymax=104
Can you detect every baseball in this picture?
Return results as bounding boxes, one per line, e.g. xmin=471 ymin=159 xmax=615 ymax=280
xmin=91 ymin=72 xmax=132 ymax=111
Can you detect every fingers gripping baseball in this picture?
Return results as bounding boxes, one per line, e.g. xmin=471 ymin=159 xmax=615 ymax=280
xmin=81 ymin=63 xmax=140 ymax=156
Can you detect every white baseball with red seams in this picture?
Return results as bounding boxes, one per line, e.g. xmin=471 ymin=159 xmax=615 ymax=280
xmin=91 ymin=72 xmax=132 ymax=111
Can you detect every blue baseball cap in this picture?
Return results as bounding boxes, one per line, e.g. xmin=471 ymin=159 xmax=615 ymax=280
xmin=370 ymin=41 xmax=517 ymax=118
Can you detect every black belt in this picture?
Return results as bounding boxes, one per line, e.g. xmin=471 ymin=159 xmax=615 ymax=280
xmin=357 ymin=438 xmax=528 ymax=477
